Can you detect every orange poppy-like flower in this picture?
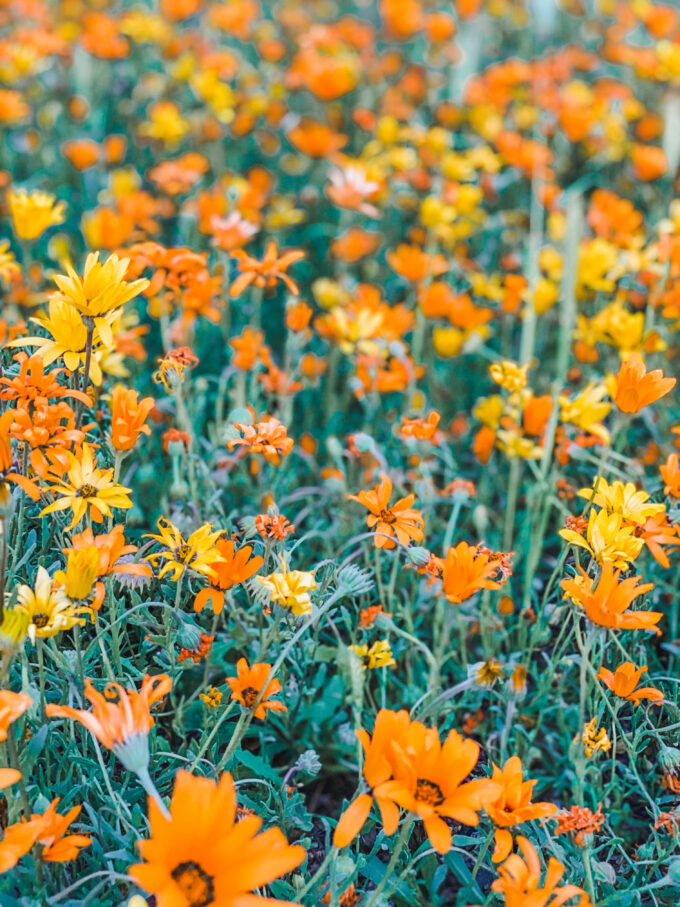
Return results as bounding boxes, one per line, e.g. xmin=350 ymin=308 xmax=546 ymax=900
xmin=386 ymin=722 xmax=502 ymax=854
xmin=34 ymin=799 xmax=92 ymax=862
xmin=46 ymin=674 xmax=171 ymax=774
xmin=398 ymin=411 xmax=441 ymax=442
xmin=230 ymin=240 xmax=305 ymax=298
xmin=561 ymin=563 xmax=661 ymax=635
xmin=661 ymin=453 xmax=680 ymax=498
xmin=80 ymin=12 xmax=129 ymax=59
xmin=193 ymin=539 xmax=264 ymax=614
xmin=288 ymin=119 xmax=348 ymax=158
xmin=254 ymin=513 xmax=295 ymax=540
xmin=631 ymin=144 xmax=667 ymax=181
xmin=486 ymin=756 xmax=558 ymax=863
xmin=229 ymin=327 xmax=268 ymax=371
xmin=441 ymin=541 xmax=504 ymax=604
xmin=0 ymin=353 xmax=90 ymax=410
xmin=380 ymin=0 xmax=424 ymax=37
xmin=0 ymin=690 xmax=32 ymax=742
xmin=386 ymin=244 xmax=448 ymax=282
xmin=226 ymin=416 xmax=293 ymax=464
xmin=491 ymin=835 xmax=594 ymax=906
xmin=330 ymin=228 xmax=381 ymax=263
xmin=596 ymin=662 xmax=663 ymax=706
xmin=129 ymin=770 xmax=304 ymax=907
xmin=614 ymin=353 xmax=675 ymax=413
xmin=553 ymin=804 xmax=605 ymax=846
xmin=226 ymin=658 xmax=286 ymax=720
xmin=639 ymin=512 xmax=680 ymax=568
xmin=110 ymin=385 xmax=155 ymax=452
xmin=348 ymin=472 xmax=425 ymax=549
xmin=63 ymin=139 xmax=100 ymax=171
xmin=63 ymin=524 xmax=151 ymax=608
xmin=333 ymin=708 xmax=412 ymax=848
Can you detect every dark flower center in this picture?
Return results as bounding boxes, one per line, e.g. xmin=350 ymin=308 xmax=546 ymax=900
xmin=241 ymin=686 xmax=259 ymax=708
xmin=378 ymin=509 xmax=396 ymax=524
xmin=171 ymin=860 xmax=215 ymax=907
xmin=77 ymin=483 xmax=97 ymax=498
xmin=415 ymin=779 xmax=444 ymax=806
xmin=32 ymin=613 xmax=50 ymax=629
xmin=174 ymin=544 xmax=195 ymax=564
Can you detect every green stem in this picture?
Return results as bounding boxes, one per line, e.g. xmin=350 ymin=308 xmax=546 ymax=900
xmin=366 ymin=814 xmax=415 ymax=907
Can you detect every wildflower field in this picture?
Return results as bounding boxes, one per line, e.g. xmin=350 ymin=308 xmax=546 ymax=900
xmin=3 ymin=0 xmax=680 ymax=904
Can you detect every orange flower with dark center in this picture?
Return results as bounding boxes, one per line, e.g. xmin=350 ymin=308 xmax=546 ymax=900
xmin=226 ymin=658 xmax=286 ymax=720
xmin=129 ymin=770 xmax=304 ymax=907
xmin=348 ymin=472 xmax=424 ymax=549
xmin=614 ymin=353 xmax=675 ymax=413
xmin=0 ymin=352 xmax=90 ymax=410
xmin=561 ymin=563 xmax=661 ymax=634
xmin=226 ymin=416 xmax=293 ymax=464
xmin=193 ymin=539 xmax=263 ymax=615
xmin=441 ymin=541 xmax=504 ymax=604
xmin=491 ymin=836 xmax=594 ymax=905
xmin=229 ymin=241 xmax=305 ymax=298
xmin=110 ymin=385 xmax=155 ymax=452
xmin=596 ymin=662 xmax=663 ymax=706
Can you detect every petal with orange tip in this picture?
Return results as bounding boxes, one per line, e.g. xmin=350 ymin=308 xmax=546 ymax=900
xmin=333 ymin=793 xmax=372 ymax=848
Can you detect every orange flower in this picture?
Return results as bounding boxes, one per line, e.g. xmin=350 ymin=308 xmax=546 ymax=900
xmin=226 ymin=416 xmax=293 ymax=464
xmin=441 ymin=541 xmax=504 ymax=604
xmin=330 ymin=228 xmax=381 ymax=263
xmin=255 ymin=513 xmax=295 ymax=539
xmin=288 ymin=119 xmax=348 ymax=157
xmin=631 ymin=144 xmax=667 ymax=181
xmin=0 ymin=690 xmax=32 ymax=741
xmin=193 ymin=539 xmax=264 ymax=614
xmin=561 ymin=563 xmax=661 ymax=635
xmin=661 ymin=453 xmax=680 ymax=498
xmin=596 ymin=662 xmax=663 ymax=705
xmin=62 ymin=139 xmax=100 ymax=171
xmin=129 ymin=770 xmax=304 ymax=907
xmin=491 ymin=835 xmax=594 ymax=906
xmin=333 ymin=708 xmax=412 ymax=848
xmin=230 ymin=327 xmax=268 ymax=371
xmin=553 ymin=804 xmax=605 ymax=846
xmin=486 ymin=756 xmax=558 ymax=863
xmin=34 ymin=799 xmax=92 ymax=862
xmin=398 ymin=411 xmax=441 ymax=442
xmin=386 ymin=722 xmax=501 ymax=853
xmin=348 ymin=472 xmax=425 ymax=549
xmin=110 ymin=385 xmax=155 ymax=452
xmin=230 ymin=240 xmax=305 ymax=298
xmin=386 ymin=244 xmax=448 ymax=282
xmin=0 ymin=409 xmax=41 ymax=502
xmin=63 ymin=524 xmax=151 ymax=608
xmin=46 ymin=674 xmax=171 ymax=774
xmin=614 ymin=353 xmax=675 ymax=413
xmin=639 ymin=512 xmax=680 ymax=568
xmin=226 ymin=658 xmax=286 ymax=720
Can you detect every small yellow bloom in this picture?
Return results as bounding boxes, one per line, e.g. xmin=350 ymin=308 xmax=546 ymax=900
xmin=0 ymin=240 xmax=20 ymax=283
xmin=558 ymin=384 xmax=611 ymax=443
xmin=472 ymin=659 xmax=506 ymax=688
xmin=138 ymin=100 xmax=189 ymax=145
xmin=199 ymin=687 xmax=223 ymax=708
xmin=350 ymin=640 xmax=396 ymax=670
xmin=489 ymin=360 xmax=529 ymax=393
xmin=145 ymin=519 xmax=225 ymax=583
xmin=257 ymin=563 xmax=317 ymax=616
xmin=54 ymin=547 xmax=101 ymax=601
xmin=577 ymin=478 xmax=665 ymax=526
xmin=8 ymin=188 xmax=65 ymax=241
xmin=580 ymin=717 xmax=612 ymax=758
xmin=15 ymin=566 xmax=89 ymax=642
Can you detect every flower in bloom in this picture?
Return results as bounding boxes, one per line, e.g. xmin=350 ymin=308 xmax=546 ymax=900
xmin=193 ymin=539 xmax=263 ymax=615
xmin=576 ymin=478 xmax=665 ymax=526
xmin=54 ymin=546 xmax=101 ymax=603
xmin=0 ymin=240 xmax=20 ymax=283
xmin=490 ymin=835 xmax=594 ymax=906
xmin=660 ymin=453 xmax=680 ymax=498
xmin=398 ymin=411 xmax=441 ymax=442
xmin=0 ymin=798 xmax=90 ymax=872
xmin=485 ymin=756 xmax=557 ymax=863
xmin=0 ymin=690 xmax=32 ymax=741
xmin=561 ymin=562 xmax=661 ymax=634
xmin=41 ymin=444 xmax=133 ymax=529
xmin=229 ymin=240 xmax=305 ymax=297
xmin=51 ymin=252 xmax=150 ymax=345
xmin=559 ymin=509 xmax=645 ymax=568
xmin=254 ymin=513 xmax=295 ymax=540
xmin=46 ymin=674 xmax=171 ymax=775
xmin=110 ymin=386 xmax=155 ymax=452
xmin=558 ymin=383 xmax=611 ymax=443
xmin=145 ymin=519 xmax=225 ymax=582
xmin=8 ymin=188 xmax=65 ymax=241
xmin=63 ymin=524 xmax=151 ymax=607
xmin=596 ymin=662 xmax=663 ymax=706
xmin=129 ymin=770 xmax=305 ymax=907
xmin=348 ymin=473 xmax=424 ymax=550
xmin=614 ymin=353 xmax=675 ymax=413
xmin=226 ymin=417 xmax=294 ymax=465
xmin=14 ymin=566 xmax=89 ymax=642
xmin=200 ymin=687 xmax=223 ymax=707
xmin=580 ymin=717 xmax=611 ymax=758
xmin=257 ymin=563 xmax=317 ymax=616
xmin=554 ymin=804 xmax=605 ymax=846
xmin=0 ymin=410 xmax=41 ymax=503
xmin=349 ymin=640 xmax=396 ymax=670
xmin=489 ymin=360 xmax=529 ymax=393
xmin=226 ymin=658 xmax=286 ymax=720
xmin=441 ymin=541 xmax=505 ymax=604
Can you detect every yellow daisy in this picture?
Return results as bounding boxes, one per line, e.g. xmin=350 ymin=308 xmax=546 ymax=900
xmin=8 ymin=188 xmax=65 ymax=241
xmin=14 ymin=567 xmax=89 ymax=642
xmin=257 ymin=562 xmax=317 ymax=616
xmin=144 ymin=518 xmax=225 ymax=582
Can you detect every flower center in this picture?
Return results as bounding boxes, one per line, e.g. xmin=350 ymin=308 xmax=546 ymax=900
xmin=415 ymin=778 xmax=444 ymax=806
xmin=32 ymin=613 xmax=50 ymax=629
xmin=171 ymin=860 xmax=215 ymax=907
xmin=77 ymin=483 xmax=97 ymax=498
xmin=378 ymin=509 xmax=396 ymax=524
xmin=241 ymin=686 xmax=259 ymax=708
xmin=174 ymin=544 xmax=195 ymax=564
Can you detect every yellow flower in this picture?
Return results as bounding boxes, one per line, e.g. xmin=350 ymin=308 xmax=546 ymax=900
xmin=559 ymin=509 xmax=645 ymax=568
xmin=144 ymin=518 xmax=225 ymax=582
xmin=473 ymin=658 xmax=506 ymax=687
xmin=577 ymin=238 xmax=618 ymax=295
xmin=496 ymin=429 xmax=542 ymax=460
xmin=350 ymin=640 xmax=396 ymax=670
xmin=0 ymin=240 xmax=20 ymax=283
xmin=7 ymin=297 xmax=115 ymax=386
xmin=8 ymin=189 xmax=65 ymax=241
xmin=51 ymin=252 xmax=149 ymax=346
xmin=257 ymin=563 xmax=317 ymax=616
xmin=433 ymin=326 xmax=465 ymax=358
xmin=489 ymin=360 xmax=529 ymax=393
xmin=41 ymin=444 xmax=133 ymax=530
xmin=54 ymin=547 xmax=101 ymax=601
xmin=138 ymin=100 xmax=189 ymax=144
xmin=0 ymin=608 xmax=30 ymax=654
xmin=577 ymin=478 xmax=665 ymax=526
xmin=473 ymin=395 xmax=505 ymax=429
xmin=558 ymin=384 xmax=611 ymax=442
xmin=15 ymin=566 xmax=89 ymax=642
xmin=531 ymin=277 xmax=559 ymax=314
xmin=199 ymin=687 xmax=223 ymax=707
xmin=580 ymin=717 xmax=611 ymax=758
